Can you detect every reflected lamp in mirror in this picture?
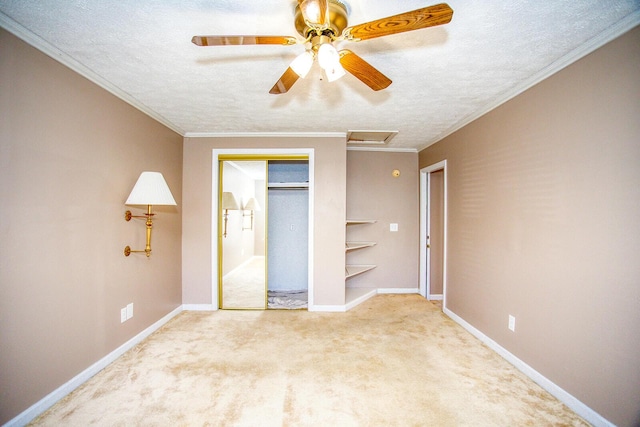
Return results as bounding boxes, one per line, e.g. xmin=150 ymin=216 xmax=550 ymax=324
xmin=242 ymin=197 xmax=261 ymax=231
xmin=124 ymin=171 xmax=177 ymax=257
xmin=222 ymin=191 xmax=240 ymax=238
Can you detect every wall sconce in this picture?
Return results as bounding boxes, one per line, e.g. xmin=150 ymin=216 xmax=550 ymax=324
xmin=242 ymin=197 xmax=261 ymax=231
xmin=124 ymin=171 xmax=176 ymax=257
xmin=221 ymin=191 xmax=240 ymax=238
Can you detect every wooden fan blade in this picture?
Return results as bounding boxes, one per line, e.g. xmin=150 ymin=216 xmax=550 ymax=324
xmin=339 ymin=50 xmax=392 ymax=91
xmin=298 ymin=0 xmax=329 ymax=27
xmin=269 ymin=67 xmax=300 ymax=94
xmin=191 ymin=35 xmax=297 ymax=46
xmin=342 ymin=3 xmax=453 ymax=41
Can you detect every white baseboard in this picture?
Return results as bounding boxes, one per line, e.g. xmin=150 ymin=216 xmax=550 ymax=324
xmin=309 ymin=288 xmax=421 ymax=312
xmin=5 ymin=306 xmax=183 ymax=427
xmin=182 ymin=304 xmax=217 ymax=311
xmin=377 ymin=288 xmax=420 ymax=294
xmin=346 ymin=289 xmax=378 ymax=310
xmin=428 ymin=293 xmax=443 ymax=300
xmin=443 ymin=307 xmax=614 ymax=427
xmin=308 ymin=304 xmax=346 ymax=312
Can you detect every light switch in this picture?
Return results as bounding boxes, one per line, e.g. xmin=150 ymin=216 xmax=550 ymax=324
xmin=390 ymin=223 xmax=398 ymax=232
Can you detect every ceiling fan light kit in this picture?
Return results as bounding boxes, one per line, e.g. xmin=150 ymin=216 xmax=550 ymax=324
xmin=298 ymin=0 xmax=332 ymax=29
xmin=290 ymin=51 xmax=315 ymax=78
xmin=191 ymin=1 xmax=453 ymax=94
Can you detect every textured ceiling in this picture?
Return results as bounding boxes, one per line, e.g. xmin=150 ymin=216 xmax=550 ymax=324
xmin=1 ymin=1 xmax=638 ymax=150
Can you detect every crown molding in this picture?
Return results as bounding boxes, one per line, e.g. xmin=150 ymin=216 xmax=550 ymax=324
xmin=347 ymin=146 xmax=417 ymax=153
xmin=184 ymin=132 xmax=347 ymax=139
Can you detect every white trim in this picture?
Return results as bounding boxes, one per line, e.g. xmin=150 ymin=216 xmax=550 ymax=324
xmin=419 ymin=11 xmax=640 ymax=151
xmin=376 ymin=288 xmax=419 ymax=294
xmin=186 ymin=132 xmax=346 ymax=139
xmin=347 ymin=146 xmax=417 ymax=153
xmin=0 ymin=13 xmax=185 ymax=137
xmin=443 ymin=307 xmax=615 ymax=427
xmin=310 ymin=288 xmax=420 ymax=312
xmin=212 ymin=148 xmax=315 ymax=310
xmin=345 ymin=289 xmax=378 ymax=310
xmin=182 ymin=304 xmax=216 ymax=311
xmin=428 ymin=294 xmax=443 ymax=301
xmin=308 ymin=304 xmax=347 ymax=312
xmin=419 ymin=160 xmax=448 ymax=305
xmin=5 ymin=306 xmax=183 ymax=427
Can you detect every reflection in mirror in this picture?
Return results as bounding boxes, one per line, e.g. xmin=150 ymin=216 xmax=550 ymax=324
xmin=220 ymin=161 xmax=267 ymax=309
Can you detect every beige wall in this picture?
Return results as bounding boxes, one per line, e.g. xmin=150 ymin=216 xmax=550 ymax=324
xmin=419 ymin=26 xmax=640 ymax=427
xmin=182 ymin=136 xmax=346 ymax=307
xmin=0 ymin=29 xmax=183 ymax=424
xmin=346 ymin=150 xmax=419 ymax=289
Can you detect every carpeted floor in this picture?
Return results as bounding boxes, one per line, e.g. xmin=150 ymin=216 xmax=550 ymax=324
xmin=30 ymin=295 xmax=588 ymax=426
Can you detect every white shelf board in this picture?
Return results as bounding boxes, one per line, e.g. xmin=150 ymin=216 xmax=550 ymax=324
xmin=346 ymin=219 xmax=377 ymax=225
xmin=345 ymin=264 xmax=376 ymax=279
xmin=345 ymin=241 xmax=376 ymax=252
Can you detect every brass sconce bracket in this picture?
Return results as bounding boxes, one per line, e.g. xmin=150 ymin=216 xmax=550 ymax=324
xmin=223 ymin=209 xmax=230 ymax=238
xmin=124 ymin=206 xmax=154 ymax=257
xmin=242 ymin=210 xmax=255 ymax=231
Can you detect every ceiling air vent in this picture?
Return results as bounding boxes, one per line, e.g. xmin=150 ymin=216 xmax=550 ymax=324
xmin=347 ymin=130 xmax=398 ymax=146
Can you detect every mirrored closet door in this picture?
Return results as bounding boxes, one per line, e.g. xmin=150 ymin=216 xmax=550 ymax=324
xmin=219 ymin=160 xmax=267 ymax=309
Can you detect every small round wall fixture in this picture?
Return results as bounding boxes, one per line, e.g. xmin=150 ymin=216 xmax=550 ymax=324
xmin=392 ymin=169 xmax=400 ymax=178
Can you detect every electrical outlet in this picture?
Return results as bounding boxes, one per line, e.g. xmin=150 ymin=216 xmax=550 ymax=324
xmin=126 ymin=303 xmax=134 ymax=320
xmin=120 ymin=308 xmax=127 ymax=323
xmin=508 ymin=315 xmax=516 ymax=332
xmin=390 ymin=223 xmax=398 ymax=232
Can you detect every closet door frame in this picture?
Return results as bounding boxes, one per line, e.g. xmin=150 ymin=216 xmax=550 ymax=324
xmin=212 ymin=149 xmax=314 ymax=310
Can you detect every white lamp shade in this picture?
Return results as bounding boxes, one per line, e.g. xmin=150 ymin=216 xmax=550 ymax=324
xmin=325 ymin=63 xmax=346 ymax=82
xmin=317 ymin=43 xmax=340 ymax=70
xmin=222 ymin=192 xmax=240 ymax=210
xmin=125 ymin=172 xmax=177 ymax=206
xmin=290 ymin=51 xmax=314 ymax=78
xmin=243 ymin=197 xmax=261 ymax=211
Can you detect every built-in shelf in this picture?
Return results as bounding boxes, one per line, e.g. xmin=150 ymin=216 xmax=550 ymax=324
xmin=345 ymin=241 xmax=376 ymax=252
xmin=345 ymin=220 xmax=377 ymax=279
xmin=345 ymin=265 xmax=376 ymax=279
xmin=346 ymin=219 xmax=376 ymax=225
xmin=268 ymin=182 xmax=309 ymax=189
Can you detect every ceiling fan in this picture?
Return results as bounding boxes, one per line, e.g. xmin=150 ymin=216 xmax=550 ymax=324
xmin=191 ymin=1 xmax=453 ymax=94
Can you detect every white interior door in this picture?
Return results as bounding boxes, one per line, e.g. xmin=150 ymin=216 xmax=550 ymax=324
xmin=419 ymin=160 xmax=447 ymax=305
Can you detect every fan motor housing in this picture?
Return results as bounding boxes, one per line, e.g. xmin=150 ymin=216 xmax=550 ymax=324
xmin=294 ymin=0 xmax=349 ymax=38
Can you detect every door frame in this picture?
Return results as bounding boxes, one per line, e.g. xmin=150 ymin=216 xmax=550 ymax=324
xmin=419 ymin=160 xmax=447 ymax=305
xmin=212 ymin=149 xmax=315 ymax=309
